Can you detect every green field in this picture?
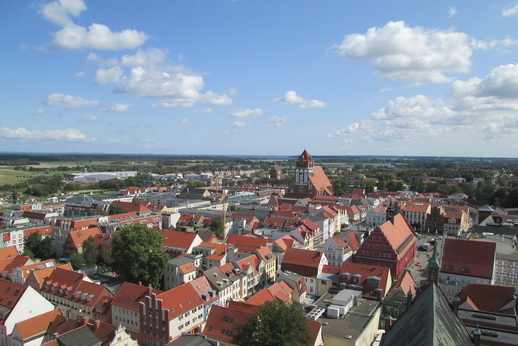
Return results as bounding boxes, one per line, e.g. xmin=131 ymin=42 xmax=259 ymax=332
xmin=0 ymin=167 xmax=36 ymax=185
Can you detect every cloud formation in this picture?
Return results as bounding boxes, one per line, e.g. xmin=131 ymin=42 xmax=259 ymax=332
xmin=41 ymin=0 xmax=148 ymax=50
xmin=266 ymin=115 xmax=288 ymax=128
xmin=334 ymin=21 xmax=472 ymax=83
xmin=274 ymin=91 xmax=326 ymax=108
xmin=229 ymin=108 xmax=263 ymax=118
xmin=448 ymin=7 xmax=458 ymax=18
xmin=1 ymin=127 xmax=87 ymax=140
xmin=95 ymin=48 xmax=232 ymax=108
xmin=503 ymin=4 xmax=518 ymax=17
xmin=331 ymin=64 xmax=518 ymax=144
xmin=46 ymin=93 xmax=100 ymax=108
xmin=106 ymin=103 xmax=132 ymax=113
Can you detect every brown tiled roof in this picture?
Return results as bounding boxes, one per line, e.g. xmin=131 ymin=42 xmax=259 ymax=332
xmin=441 ymin=239 xmax=496 ymax=279
xmin=202 ymin=304 xmax=255 ymax=343
xmin=15 ymin=309 xmax=62 ymax=340
xmin=226 ymin=235 xmax=272 ymax=249
xmin=160 ymin=230 xmax=199 ymax=252
xmin=457 ymin=283 xmax=516 ymax=315
xmin=309 ymin=166 xmax=333 ymax=195
xmin=339 ymin=262 xmax=391 ymax=298
xmin=387 ymin=270 xmax=417 ymax=298
xmin=376 ymin=213 xmax=415 ymax=257
xmin=0 ymin=247 xmax=20 ymax=273
xmin=296 ymin=150 xmax=313 ymax=162
xmin=281 ymin=248 xmax=324 ymax=277
xmin=0 ymin=279 xmax=27 ymax=315
xmin=112 ymin=282 xmax=162 ymax=312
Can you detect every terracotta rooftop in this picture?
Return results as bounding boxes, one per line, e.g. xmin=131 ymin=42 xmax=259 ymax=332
xmin=14 ymin=309 xmax=62 ymax=341
xmin=441 ymin=238 xmax=496 ymax=279
xmin=281 ymin=248 xmax=324 ymax=277
xmin=457 ymin=283 xmax=515 ymax=315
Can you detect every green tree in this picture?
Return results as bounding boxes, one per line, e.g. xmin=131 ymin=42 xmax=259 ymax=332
xmin=236 ymin=301 xmax=311 ymax=346
xmin=70 ymin=253 xmax=85 ymax=270
xmin=210 ymin=216 xmax=225 ymax=239
xmin=108 ymin=203 xmax=125 ymax=215
xmin=332 ymin=176 xmax=349 ymax=196
xmin=112 ymin=224 xmax=168 ymax=288
xmin=11 ymin=190 xmax=19 ymax=204
xmin=23 ymin=232 xmax=42 ymax=258
xmin=82 ymin=236 xmax=98 ymax=266
xmin=39 ymin=237 xmax=55 ymax=260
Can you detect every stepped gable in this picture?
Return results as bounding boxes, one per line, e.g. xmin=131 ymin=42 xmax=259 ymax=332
xmin=113 ymin=282 xmax=162 ymax=312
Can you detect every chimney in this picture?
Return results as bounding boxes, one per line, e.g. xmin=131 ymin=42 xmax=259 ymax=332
xmin=406 ymin=290 xmax=413 ymax=310
xmin=452 ymin=296 xmax=460 ymax=316
xmin=472 ymin=327 xmax=481 ymax=346
xmin=384 ymin=315 xmax=393 ymax=332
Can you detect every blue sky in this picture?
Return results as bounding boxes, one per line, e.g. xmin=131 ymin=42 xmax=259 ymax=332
xmin=2 ymin=0 xmax=518 ymax=157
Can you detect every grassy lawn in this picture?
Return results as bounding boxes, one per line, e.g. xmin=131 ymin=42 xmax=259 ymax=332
xmin=0 ymin=167 xmax=35 ymax=185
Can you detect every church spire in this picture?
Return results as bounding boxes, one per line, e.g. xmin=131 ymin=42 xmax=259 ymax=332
xmin=427 ymin=231 xmax=441 ymax=286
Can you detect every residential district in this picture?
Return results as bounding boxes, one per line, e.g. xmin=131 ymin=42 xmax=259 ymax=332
xmin=0 ymin=150 xmax=517 ymax=345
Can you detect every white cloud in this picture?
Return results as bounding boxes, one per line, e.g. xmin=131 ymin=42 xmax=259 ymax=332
xmin=332 ymin=63 xmax=518 ymax=145
xmin=194 ymin=108 xmax=214 ymax=114
xmin=120 ymin=48 xmax=167 ymax=67
xmin=87 ymin=52 xmax=98 ymax=61
xmin=0 ymin=127 xmax=88 ymax=140
xmin=229 ymin=108 xmax=263 ymax=118
xmin=73 ymin=71 xmax=85 ymax=78
xmin=46 ymin=93 xmax=100 ymax=108
xmin=333 ymin=21 xmax=472 ymax=83
xmin=232 ymin=121 xmax=247 ymax=128
xmin=448 ymin=7 xmax=458 ymax=18
xmin=266 ymin=115 xmax=288 ymax=128
xmin=34 ymin=109 xmax=47 ymax=115
xmin=41 ymin=0 xmax=86 ymax=26
xmin=96 ymin=49 xmax=232 ymax=108
xmin=273 ymin=91 xmax=326 ymax=108
xmin=106 ymin=103 xmax=132 ymax=113
xmin=81 ymin=115 xmax=99 ymax=122
xmin=503 ymin=4 xmax=518 ymax=17
xmin=95 ymin=66 xmax=123 ymax=84
xmin=179 ymin=117 xmax=191 ymax=125
xmin=41 ymin=0 xmax=148 ymax=50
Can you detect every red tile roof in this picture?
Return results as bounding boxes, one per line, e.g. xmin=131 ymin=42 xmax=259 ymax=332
xmin=0 ymin=247 xmax=20 ymax=273
xmin=281 ymin=248 xmax=325 ymax=277
xmin=376 ymin=214 xmax=415 ymax=258
xmin=309 ymin=166 xmax=333 ymax=195
xmin=14 ymin=309 xmax=62 ymax=340
xmin=246 ymin=281 xmax=292 ymax=306
xmin=0 ymin=279 xmax=28 ymax=317
xmin=67 ymin=227 xmax=103 ymax=250
xmin=441 ymin=239 xmax=496 ymax=279
xmin=457 ymin=283 xmax=516 ymax=315
xmin=339 ymin=262 xmax=391 ymax=298
xmin=202 ymin=304 xmax=255 ymax=344
xmin=112 ymin=282 xmax=162 ymax=312
xmin=226 ymin=235 xmax=272 ymax=250
xmin=111 ymin=201 xmax=151 ymax=214
xmin=155 ymin=283 xmax=204 ymax=320
xmin=296 ymin=150 xmax=313 ymax=162
xmin=160 ymin=230 xmax=199 ymax=253
xmin=387 ymin=269 xmax=417 ymax=298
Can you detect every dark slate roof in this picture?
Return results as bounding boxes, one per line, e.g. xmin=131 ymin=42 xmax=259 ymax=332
xmin=166 ymin=334 xmax=218 ymax=346
xmin=381 ymin=283 xmax=472 ymax=346
xmin=57 ymin=326 xmax=101 ymax=346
